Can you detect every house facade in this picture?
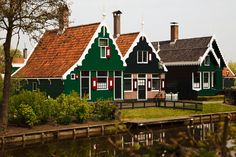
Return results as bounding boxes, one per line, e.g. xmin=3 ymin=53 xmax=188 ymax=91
xmin=115 ymin=29 xmax=167 ymax=100
xmin=12 ymin=21 xmax=125 ymax=101
xmin=152 ymin=23 xmax=227 ymax=99
xmin=222 ymin=67 xmax=235 ymax=88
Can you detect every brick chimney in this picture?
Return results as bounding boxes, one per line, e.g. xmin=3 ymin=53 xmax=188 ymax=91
xmin=113 ymin=10 xmax=122 ymax=38
xmin=58 ymin=4 xmax=70 ymax=34
xmin=23 ymin=48 xmax=27 ymax=59
xmin=170 ymin=22 xmax=179 ymax=42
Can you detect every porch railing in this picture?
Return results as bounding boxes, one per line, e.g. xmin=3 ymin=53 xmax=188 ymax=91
xmin=114 ymin=99 xmax=203 ymax=111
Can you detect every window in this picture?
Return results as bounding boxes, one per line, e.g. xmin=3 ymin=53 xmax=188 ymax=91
xmin=124 ymin=74 xmax=132 ymax=91
xmin=81 ymin=71 xmax=89 ymax=77
xmin=203 ymin=72 xmax=210 ymax=89
xmin=138 ymin=74 xmax=146 ymax=78
xmin=137 ymin=51 xmax=148 ymax=64
xmin=71 ymin=73 xmax=76 ymax=80
xmin=193 ymin=72 xmax=201 ymax=88
xmin=99 ymin=38 xmax=109 ymax=58
xmin=212 ymin=72 xmax=216 ymax=88
xmin=97 ymin=71 xmax=108 ymax=90
xmin=204 ymin=55 xmax=210 ymax=66
xmin=32 ymin=82 xmax=37 ymax=91
xmin=152 ymin=74 xmax=160 ymax=91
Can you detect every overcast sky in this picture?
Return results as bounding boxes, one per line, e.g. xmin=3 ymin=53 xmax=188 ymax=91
xmin=2 ymin=0 xmax=236 ymax=62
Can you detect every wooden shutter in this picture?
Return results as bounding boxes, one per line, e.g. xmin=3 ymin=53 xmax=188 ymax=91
xmin=106 ymin=47 xmax=111 ymax=59
xmin=108 ymin=77 xmax=113 ymax=90
xmin=148 ymin=79 xmax=152 ymax=91
xmin=133 ymin=79 xmax=137 ymax=91
xmin=92 ymin=78 xmax=97 ymax=90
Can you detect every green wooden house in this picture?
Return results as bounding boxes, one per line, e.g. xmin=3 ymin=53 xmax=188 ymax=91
xmin=152 ymin=23 xmax=227 ymax=99
xmin=12 ymin=22 xmax=125 ymax=101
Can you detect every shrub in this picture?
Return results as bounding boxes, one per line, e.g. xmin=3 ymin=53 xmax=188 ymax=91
xmin=9 ymin=90 xmax=51 ymax=124
xmin=75 ymin=99 xmax=93 ymax=123
xmin=92 ymin=100 xmax=116 ymax=121
xmin=16 ymin=104 xmax=38 ymax=127
xmin=56 ymin=111 xmax=72 ymax=125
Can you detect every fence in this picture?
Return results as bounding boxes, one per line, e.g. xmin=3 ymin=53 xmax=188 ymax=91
xmin=114 ymin=99 xmax=203 ymax=111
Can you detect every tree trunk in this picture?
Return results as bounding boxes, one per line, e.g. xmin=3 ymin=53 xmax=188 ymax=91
xmin=0 ymin=24 xmax=13 ymax=132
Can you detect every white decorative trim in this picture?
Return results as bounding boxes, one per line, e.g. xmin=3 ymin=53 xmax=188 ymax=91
xmin=62 ymin=22 xmax=126 ymax=79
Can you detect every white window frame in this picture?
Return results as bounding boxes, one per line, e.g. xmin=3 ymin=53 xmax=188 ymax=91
xmin=204 ymin=55 xmax=210 ymax=66
xmin=151 ymin=74 xmax=160 ymax=91
xmin=71 ymin=73 xmax=76 ymax=80
xmin=96 ymin=71 xmax=108 ymax=90
xmin=137 ymin=51 xmax=148 ymax=64
xmin=98 ymin=38 xmax=109 ymax=59
xmin=32 ymin=82 xmax=37 ymax=91
xmin=192 ymin=72 xmax=202 ymax=91
xmin=203 ymin=72 xmax=210 ymax=89
xmin=124 ymin=74 xmax=133 ymax=92
xmin=211 ymin=72 xmax=215 ymax=88
xmin=80 ymin=71 xmax=91 ymax=100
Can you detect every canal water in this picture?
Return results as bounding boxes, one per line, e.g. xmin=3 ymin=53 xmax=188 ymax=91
xmin=1 ymin=122 xmax=234 ymax=157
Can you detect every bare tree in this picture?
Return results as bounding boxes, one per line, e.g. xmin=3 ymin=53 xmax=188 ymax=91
xmin=0 ymin=0 xmax=69 ymax=131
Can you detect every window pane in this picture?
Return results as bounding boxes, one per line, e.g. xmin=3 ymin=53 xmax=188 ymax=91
xmin=152 ymin=74 xmax=159 ymax=78
xmin=124 ymin=79 xmax=132 ymax=90
xmin=99 ymin=38 xmax=108 ymax=47
xmin=82 ymin=71 xmax=89 ymax=76
xmin=97 ymin=78 xmax=107 ymax=89
xmin=138 ymin=74 xmax=146 ymax=78
xmin=204 ymin=73 xmax=209 ymax=83
xmin=100 ymin=47 xmax=106 ymax=58
xmin=138 ymin=51 xmax=142 ymax=62
xmin=194 ymin=72 xmax=200 ymax=83
xmin=115 ymin=71 xmax=121 ymax=76
xmin=152 ymin=79 xmax=160 ymax=90
xmin=124 ymin=74 xmax=131 ymax=78
xmin=143 ymin=51 xmax=147 ymax=62
xmin=98 ymin=71 xmax=107 ymax=76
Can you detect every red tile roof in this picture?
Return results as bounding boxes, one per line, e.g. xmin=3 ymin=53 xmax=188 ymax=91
xmin=13 ymin=23 xmax=100 ymax=78
xmin=222 ymin=67 xmax=235 ymax=78
xmin=116 ymin=32 xmax=139 ymax=56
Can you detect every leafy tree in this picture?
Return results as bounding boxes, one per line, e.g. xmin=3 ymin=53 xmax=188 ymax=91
xmin=0 ymin=0 xmax=69 ymax=131
xmin=228 ymin=61 xmax=236 ymax=74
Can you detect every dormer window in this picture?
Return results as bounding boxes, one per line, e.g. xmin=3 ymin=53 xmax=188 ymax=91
xmin=99 ymin=38 xmax=109 ymax=58
xmin=137 ymin=51 xmax=148 ymax=64
xmin=204 ymin=55 xmax=210 ymax=66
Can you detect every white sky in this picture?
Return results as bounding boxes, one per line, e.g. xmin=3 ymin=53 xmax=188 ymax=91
xmin=1 ymin=0 xmax=236 ymax=62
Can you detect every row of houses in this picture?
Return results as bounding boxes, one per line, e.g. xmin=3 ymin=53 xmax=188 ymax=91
xmin=12 ymin=9 xmax=235 ymax=101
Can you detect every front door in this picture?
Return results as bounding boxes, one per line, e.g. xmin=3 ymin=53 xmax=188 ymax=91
xmin=138 ymin=79 xmax=146 ymax=100
xmin=81 ymin=71 xmax=90 ymax=99
xmin=114 ymin=71 xmax=122 ymax=100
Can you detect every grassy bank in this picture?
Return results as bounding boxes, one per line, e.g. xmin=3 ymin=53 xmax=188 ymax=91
xmin=121 ymin=103 xmax=236 ymax=120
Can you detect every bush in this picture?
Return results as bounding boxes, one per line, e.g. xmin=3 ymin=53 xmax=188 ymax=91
xmin=56 ymin=111 xmax=72 ymax=125
xmin=224 ymin=88 xmax=236 ymax=105
xmin=76 ymin=99 xmax=93 ymax=123
xmin=15 ymin=104 xmax=38 ymax=127
xmin=92 ymin=100 xmax=116 ymax=121
xmin=9 ymin=90 xmax=51 ymax=124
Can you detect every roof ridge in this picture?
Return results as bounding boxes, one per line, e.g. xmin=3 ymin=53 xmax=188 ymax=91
xmin=154 ymin=36 xmax=213 ymax=43
xmin=160 ymin=47 xmax=208 ymax=51
xmin=120 ymin=32 xmax=140 ymax=36
xmin=47 ymin=22 xmax=101 ymax=32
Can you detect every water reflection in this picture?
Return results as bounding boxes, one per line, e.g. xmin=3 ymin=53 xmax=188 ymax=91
xmin=1 ymin=122 xmax=233 ymax=157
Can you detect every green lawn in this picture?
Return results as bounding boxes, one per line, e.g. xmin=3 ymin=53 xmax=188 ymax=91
xmin=121 ymin=103 xmax=236 ymax=120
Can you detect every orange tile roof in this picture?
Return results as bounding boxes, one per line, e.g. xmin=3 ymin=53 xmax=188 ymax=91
xmin=116 ymin=32 xmax=139 ymax=56
xmin=12 ymin=58 xmax=24 ymax=64
xmin=13 ymin=22 xmax=100 ymax=78
xmin=222 ymin=67 xmax=235 ymax=78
